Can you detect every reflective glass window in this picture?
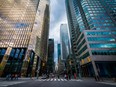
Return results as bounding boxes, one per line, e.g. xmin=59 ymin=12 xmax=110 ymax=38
xmin=89 ymin=43 xmax=116 ymax=48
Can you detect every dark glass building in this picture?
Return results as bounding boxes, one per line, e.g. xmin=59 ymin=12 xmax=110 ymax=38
xmin=66 ymin=0 xmax=116 ymax=77
xmin=57 ymin=44 xmax=61 ymax=62
xmin=47 ymin=39 xmax=54 ymax=74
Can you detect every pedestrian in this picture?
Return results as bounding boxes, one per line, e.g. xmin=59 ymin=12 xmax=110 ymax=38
xmin=64 ymin=74 xmax=67 ymax=79
xmin=6 ymin=74 xmax=10 ymax=80
xmin=15 ymin=74 xmax=18 ymax=80
xmin=69 ymin=74 xmax=71 ymax=80
xmin=57 ymin=75 xmax=60 ymax=79
xmin=66 ymin=74 xmax=69 ymax=80
xmin=74 ymin=73 xmax=77 ymax=79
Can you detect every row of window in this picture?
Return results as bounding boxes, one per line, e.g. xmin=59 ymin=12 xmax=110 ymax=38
xmin=79 ymin=52 xmax=90 ymax=60
xmin=86 ymin=32 xmax=116 ymax=36
xmin=76 ymin=34 xmax=84 ymax=46
xmin=92 ymin=50 xmax=116 ymax=55
xmin=78 ymin=45 xmax=87 ymax=56
xmin=87 ymin=37 xmax=115 ymax=41
xmin=89 ymin=43 xmax=116 ymax=48
xmin=0 ymin=44 xmax=28 ymax=48
xmin=10 ymin=48 xmax=26 ymax=59
xmin=77 ymin=39 xmax=86 ymax=50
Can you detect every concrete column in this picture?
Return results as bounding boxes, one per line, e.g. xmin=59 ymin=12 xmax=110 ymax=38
xmin=91 ymin=61 xmax=99 ymax=76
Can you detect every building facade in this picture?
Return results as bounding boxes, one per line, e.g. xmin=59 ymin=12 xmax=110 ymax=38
xmin=0 ymin=0 xmax=50 ymax=77
xmin=60 ymin=24 xmax=70 ymax=60
xmin=60 ymin=24 xmax=70 ymax=74
xmin=57 ymin=43 xmax=64 ymax=75
xmin=47 ymin=39 xmax=54 ymax=74
xmin=66 ymin=0 xmax=116 ymax=77
xmin=57 ymin=44 xmax=61 ymax=62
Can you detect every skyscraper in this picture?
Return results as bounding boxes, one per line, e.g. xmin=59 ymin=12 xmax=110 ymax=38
xmin=60 ymin=24 xmax=70 ymax=60
xmin=47 ymin=39 xmax=54 ymax=74
xmin=66 ymin=0 xmax=116 ymax=77
xmin=60 ymin=24 xmax=70 ymax=74
xmin=0 ymin=0 xmax=50 ymax=77
xmin=57 ymin=44 xmax=61 ymax=62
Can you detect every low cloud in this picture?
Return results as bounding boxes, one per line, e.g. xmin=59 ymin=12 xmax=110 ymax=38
xmin=49 ymin=0 xmax=67 ymax=42
xmin=49 ymin=0 xmax=68 ymax=63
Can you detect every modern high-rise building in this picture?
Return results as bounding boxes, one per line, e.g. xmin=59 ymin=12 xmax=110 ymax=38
xmin=0 ymin=0 xmax=50 ymax=77
xmin=66 ymin=0 xmax=116 ymax=77
xmin=60 ymin=24 xmax=70 ymax=60
xmin=57 ymin=43 xmax=64 ymax=74
xmin=57 ymin=44 xmax=61 ymax=62
xmin=59 ymin=24 xmax=70 ymax=74
xmin=47 ymin=39 xmax=54 ymax=74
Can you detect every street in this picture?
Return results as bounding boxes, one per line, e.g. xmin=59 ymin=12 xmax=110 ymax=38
xmin=0 ymin=78 xmax=116 ymax=87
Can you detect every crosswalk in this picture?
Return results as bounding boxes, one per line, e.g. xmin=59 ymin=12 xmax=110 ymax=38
xmin=35 ymin=78 xmax=83 ymax=82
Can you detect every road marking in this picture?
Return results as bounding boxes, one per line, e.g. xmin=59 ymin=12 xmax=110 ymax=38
xmin=61 ymin=79 xmax=64 ymax=81
xmin=51 ymin=79 xmax=53 ymax=81
xmin=47 ymin=79 xmax=50 ymax=81
xmin=35 ymin=78 xmax=83 ymax=82
xmin=64 ymin=79 xmax=67 ymax=81
xmin=76 ymin=79 xmax=83 ymax=81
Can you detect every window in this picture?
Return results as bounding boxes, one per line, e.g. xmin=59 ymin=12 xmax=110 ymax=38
xmin=10 ymin=49 xmax=15 ymax=57
xmin=92 ymin=50 xmax=116 ymax=55
xmin=14 ymin=49 xmax=20 ymax=58
xmin=87 ymin=37 xmax=115 ymax=41
xmin=89 ymin=43 xmax=116 ymax=48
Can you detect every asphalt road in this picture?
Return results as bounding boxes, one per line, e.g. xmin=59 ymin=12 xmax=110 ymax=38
xmin=5 ymin=78 xmax=116 ymax=87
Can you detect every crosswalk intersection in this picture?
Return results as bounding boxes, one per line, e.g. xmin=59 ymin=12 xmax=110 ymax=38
xmin=0 ymin=78 xmax=83 ymax=87
xmin=35 ymin=78 xmax=83 ymax=82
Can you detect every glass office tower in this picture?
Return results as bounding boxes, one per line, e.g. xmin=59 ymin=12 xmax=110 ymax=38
xmin=47 ymin=39 xmax=54 ymax=74
xmin=57 ymin=44 xmax=61 ymax=62
xmin=60 ymin=24 xmax=70 ymax=73
xmin=66 ymin=0 xmax=116 ymax=77
xmin=0 ymin=0 xmax=50 ymax=77
xmin=60 ymin=24 xmax=70 ymax=60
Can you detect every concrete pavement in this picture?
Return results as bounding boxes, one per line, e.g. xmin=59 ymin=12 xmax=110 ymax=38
xmin=0 ymin=77 xmax=116 ymax=87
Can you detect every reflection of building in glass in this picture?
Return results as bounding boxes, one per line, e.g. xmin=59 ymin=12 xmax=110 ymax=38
xmin=0 ymin=0 xmax=50 ymax=77
xmin=57 ymin=43 xmax=64 ymax=75
xmin=66 ymin=0 xmax=116 ymax=77
xmin=47 ymin=39 xmax=54 ymax=74
xmin=57 ymin=44 xmax=61 ymax=62
xmin=60 ymin=24 xmax=70 ymax=72
xmin=60 ymin=24 xmax=70 ymax=60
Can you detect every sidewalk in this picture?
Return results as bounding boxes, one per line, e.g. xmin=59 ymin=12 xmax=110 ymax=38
xmin=0 ymin=77 xmax=39 ymax=81
xmin=81 ymin=77 xmax=116 ymax=86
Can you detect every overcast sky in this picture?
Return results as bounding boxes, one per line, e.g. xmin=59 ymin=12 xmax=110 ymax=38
xmin=49 ymin=0 xmax=68 ymax=63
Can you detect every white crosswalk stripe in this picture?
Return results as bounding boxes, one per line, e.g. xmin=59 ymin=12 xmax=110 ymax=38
xmin=47 ymin=79 xmax=50 ymax=81
xmin=35 ymin=78 xmax=83 ymax=82
xmin=54 ymin=79 xmax=56 ymax=81
xmin=64 ymin=79 xmax=67 ymax=81
xmin=61 ymin=79 xmax=64 ymax=81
